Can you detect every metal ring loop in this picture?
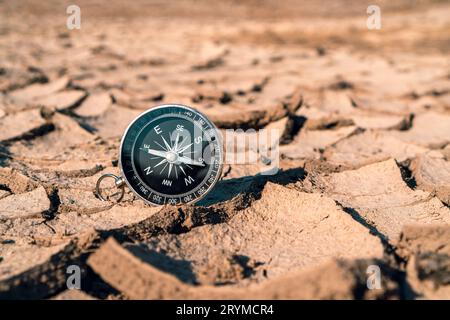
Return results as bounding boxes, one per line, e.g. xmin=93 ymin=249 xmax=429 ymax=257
xmin=95 ymin=173 xmax=125 ymax=203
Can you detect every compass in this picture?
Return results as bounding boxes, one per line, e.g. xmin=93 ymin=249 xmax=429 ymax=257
xmin=97 ymin=104 xmax=223 ymax=206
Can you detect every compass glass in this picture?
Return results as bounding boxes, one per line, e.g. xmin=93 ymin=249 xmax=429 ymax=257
xmin=119 ymin=105 xmax=222 ymax=206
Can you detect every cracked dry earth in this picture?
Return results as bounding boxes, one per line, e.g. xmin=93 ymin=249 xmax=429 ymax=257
xmin=1 ymin=0 xmax=450 ymax=300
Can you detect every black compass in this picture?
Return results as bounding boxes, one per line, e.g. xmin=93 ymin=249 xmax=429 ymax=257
xmin=118 ymin=104 xmax=223 ymax=206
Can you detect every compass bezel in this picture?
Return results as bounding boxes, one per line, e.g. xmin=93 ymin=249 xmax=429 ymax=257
xmin=118 ymin=104 xmax=223 ymax=206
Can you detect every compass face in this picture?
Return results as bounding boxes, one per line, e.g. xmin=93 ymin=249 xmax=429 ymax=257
xmin=119 ymin=104 xmax=223 ymax=206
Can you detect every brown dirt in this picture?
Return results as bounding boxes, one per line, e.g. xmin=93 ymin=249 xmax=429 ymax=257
xmin=0 ymin=0 xmax=449 ymax=300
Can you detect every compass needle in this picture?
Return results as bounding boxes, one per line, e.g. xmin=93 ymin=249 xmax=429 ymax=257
xmin=147 ymin=148 xmax=169 ymax=158
xmin=177 ymin=155 xmax=205 ymax=167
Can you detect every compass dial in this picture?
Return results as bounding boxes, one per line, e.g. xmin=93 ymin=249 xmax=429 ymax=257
xmin=119 ymin=104 xmax=223 ymax=206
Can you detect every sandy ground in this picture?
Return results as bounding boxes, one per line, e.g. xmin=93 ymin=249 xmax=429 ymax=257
xmin=0 ymin=0 xmax=449 ymax=299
